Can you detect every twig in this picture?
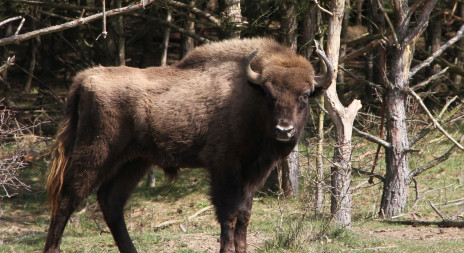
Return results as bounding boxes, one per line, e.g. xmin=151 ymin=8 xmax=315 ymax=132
xmin=0 ymin=0 xmax=158 ymax=46
xmin=409 ymin=135 xmax=463 ymax=178
xmin=339 ymin=38 xmax=385 ymax=64
xmin=450 ymin=202 xmax=464 ymax=220
xmin=411 ymin=67 xmax=449 ymax=91
xmin=430 ymin=201 xmax=449 ymax=220
xmin=353 ymin=126 xmax=391 ymax=149
xmin=376 ymin=0 xmax=399 ymax=49
xmin=410 ymin=24 xmax=464 ymax=77
xmin=14 ymin=17 xmax=26 ymax=35
xmin=154 ymin=206 xmax=213 ymax=230
xmin=0 ymin=56 xmax=15 ymax=73
xmin=162 ymin=0 xmax=221 ymax=26
xmin=412 ymin=177 xmax=420 ymax=206
xmin=133 ymin=13 xmax=211 ymax=43
xmin=97 ymin=0 xmax=108 ymax=40
xmin=352 ymin=167 xmax=385 ymax=182
xmin=312 ymin=0 xmax=333 ymax=16
xmin=339 ymin=67 xmax=385 ymax=92
xmin=0 ymin=16 xmax=23 ymax=28
xmin=406 ymin=88 xmax=464 ymax=151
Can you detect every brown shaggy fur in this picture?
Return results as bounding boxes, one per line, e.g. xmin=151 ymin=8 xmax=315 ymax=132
xmin=44 ymin=37 xmax=326 ymax=253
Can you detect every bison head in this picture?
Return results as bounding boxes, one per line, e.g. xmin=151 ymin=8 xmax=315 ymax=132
xmin=245 ymin=49 xmax=333 ymax=142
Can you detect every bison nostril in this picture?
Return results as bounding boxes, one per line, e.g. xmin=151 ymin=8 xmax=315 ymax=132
xmin=275 ymin=125 xmax=296 ymax=142
xmin=276 ymin=125 xmax=294 ymax=134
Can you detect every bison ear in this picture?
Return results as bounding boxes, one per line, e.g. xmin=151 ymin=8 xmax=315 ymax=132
xmin=313 ymin=42 xmax=334 ymax=90
xmin=245 ymin=50 xmax=263 ymax=85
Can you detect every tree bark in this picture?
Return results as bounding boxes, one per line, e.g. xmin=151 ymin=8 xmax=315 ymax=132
xmin=160 ymin=10 xmax=171 ymax=67
xmin=279 ymin=0 xmax=299 ymax=197
xmin=220 ymin=0 xmax=241 ymax=38
xmin=452 ymin=3 xmax=464 ymax=91
xmin=280 ymin=0 xmax=298 ymax=52
xmin=379 ymin=0 xmax=437 ymax=218
xmin=315 ymin=97 xmax=325 ymax=214
xmin=181 ymin=1 xmax=195 ymax=58
xmin=325 ymin=0 xmax=362 ymax=229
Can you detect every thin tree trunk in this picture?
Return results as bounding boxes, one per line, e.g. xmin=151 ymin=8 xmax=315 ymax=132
xmin=380 ymin=0 xmax=412 ymax=216
xmin=25 ymin=7 xmax=40 ymax=93
xmin=452 ymin=3 xmax=464 ymax=91
xmin=160 ymin=11 xmax=171 ymax=67
xmin=279 ymin=0 xmax=299 ymax=196
xmin=316 ymin=97 xmax=325 ymax=214
xmin=182 ymin=1 xmax=195 ymax=58
xmin=280 ymin=0 xmax=297 ymax=52
xmin=220 ymin=0 xmax=241 ymax=38
xmin=116 ymin=0 xmax=125 ymax=66
xmin=301 ymin=1 xmax=318 ymax=59
xmin=325 ymin=0 xmax=362 ymax=228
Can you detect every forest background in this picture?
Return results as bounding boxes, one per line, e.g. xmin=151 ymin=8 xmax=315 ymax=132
xmin=2 ymin=0 xmax=464 ymax=252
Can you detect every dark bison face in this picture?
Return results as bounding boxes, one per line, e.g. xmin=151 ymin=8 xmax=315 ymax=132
xmin=246 ymin=50 xmax=333 ymax=142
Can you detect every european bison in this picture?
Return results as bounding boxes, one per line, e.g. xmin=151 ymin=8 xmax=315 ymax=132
xmin=44 ymin=38 xmax=333 ymax=253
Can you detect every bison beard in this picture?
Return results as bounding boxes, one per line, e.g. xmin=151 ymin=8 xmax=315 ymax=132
xmin=44 ymin=37 xmax=333 ymax=253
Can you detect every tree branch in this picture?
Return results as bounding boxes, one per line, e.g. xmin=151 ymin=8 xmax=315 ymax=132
xmin=376 ymin=0 xmax=399 ymax=48
xmin=339 ymin=38 xmax=386 ymax=64
xmin=406 ymin=88 xmax=464 ymax=150
xmin=409 ymin=137 xmax=461 ymax=178
xmin=410 ymin=24 xmax=464 ymax=77
xmin=133 ymin=13 xmax=211 ymax=43
xmin=0 ymin=56 xmax=15 ymax=73
xmin=339 ymin=66 xmax=385 ymax=93
xmin=0 ymin=16 xmax=23 ymax=28
xmin=353 ymin=126 xmax=391 ymax=149
xmin=352 ymin=167 xmax=385 ymax=182
xmin=411 ymin=67 xmax=448 ymax=91
xmin=162 ymin=0 xmax=221 ymax=26
xmin=404 ymin=0 xmax=438 ymax=46
xmin=0 ymin=0 xmax=158 ymax=46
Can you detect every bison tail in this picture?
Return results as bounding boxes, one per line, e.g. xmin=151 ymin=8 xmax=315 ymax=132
xmin=46 ymin=86 xmax=80 ymax=215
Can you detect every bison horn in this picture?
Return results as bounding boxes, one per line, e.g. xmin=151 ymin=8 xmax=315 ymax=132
xmin=245 ymin=50 xmax=263 ymax=85
xmin=314 ymin=42 xmax=335 ymax=89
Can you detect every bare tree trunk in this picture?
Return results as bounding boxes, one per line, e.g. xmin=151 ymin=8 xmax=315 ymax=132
xmin=279 ymin=0 xmax=299 ymax=196
xmin=427 ymin=14 xmax=442 ymax=75
xmin=379 ymin=0 xmax=412 ymax=215
xmin=356 ymin=0 xmax=364 ymax=26
xmin=116 ymin=0 xmax=125 ymax=66
xmin=220 ymin=0 xmax=242 ymax=38
xmin=146 ymin=166 xmax=157 ymax=188
xmin=280 ymin=0 xmax=298 ymax=52
xmin=160 ymin=10 xmax=171 ymax=67
xmin=315 ymin=97 xmax=325 ymax=214
xmin=182 ymin=1 xmax=195 ymax=58
xmin=25 ymin=8 xmax=40 ymax=93
xmin=452 ymin=3 xmax=464 ymax=91
xmin=301 ymin=1 xmax=324 ymax=212
xmin=301 ymin=1 xmax=318 ymax=59
xmin=325 ymin=0 xmax=362 ymax=228
xmin=379 ymin=0 xmax=437 ymax=218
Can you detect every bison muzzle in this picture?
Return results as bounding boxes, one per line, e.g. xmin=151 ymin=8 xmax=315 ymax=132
xmin=44 ymin=37 xmax=333 ymax=253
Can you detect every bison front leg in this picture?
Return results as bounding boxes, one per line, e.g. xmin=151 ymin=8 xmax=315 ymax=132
xmin=234 ymin=193 xmax=253 ymax=253
xmin=211 ymin=170 xmax=243 ymax=253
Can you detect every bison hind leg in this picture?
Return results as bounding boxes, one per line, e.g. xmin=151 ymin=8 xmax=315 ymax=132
xmin=162 ymin=166 xmax=180 ymax=183
xmin=97 ymin=158 xmax=151 ymax=253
